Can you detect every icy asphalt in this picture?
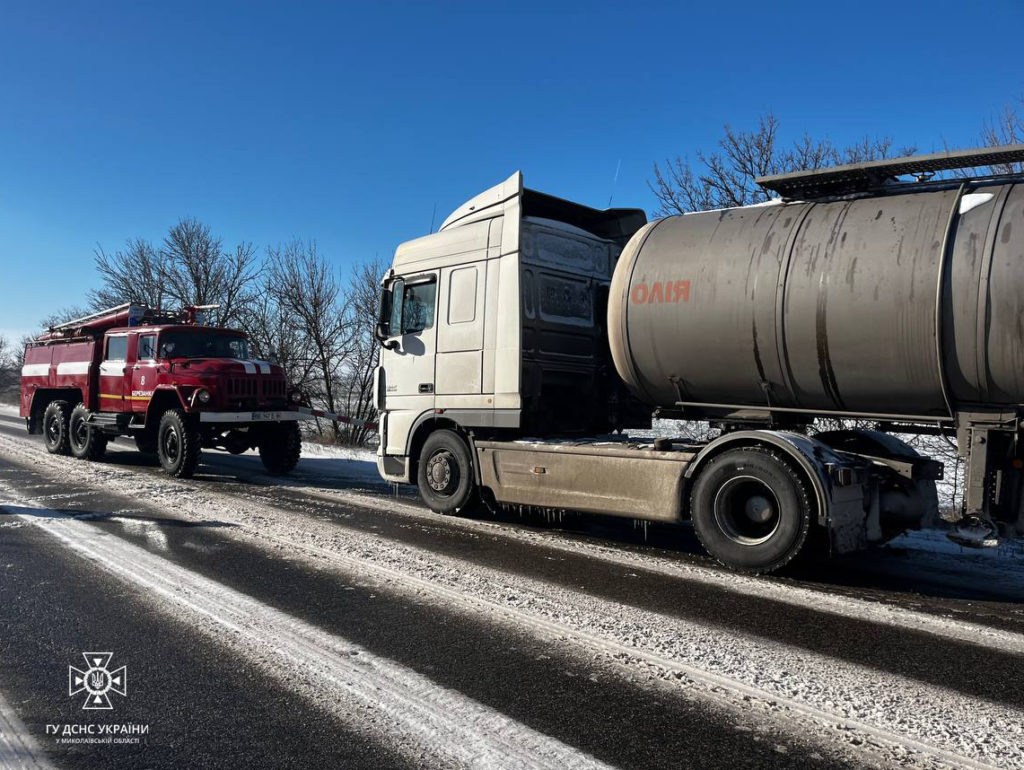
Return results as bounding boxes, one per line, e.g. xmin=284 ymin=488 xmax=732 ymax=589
xmin=0 ymin=410 xmax=1021 ymax=769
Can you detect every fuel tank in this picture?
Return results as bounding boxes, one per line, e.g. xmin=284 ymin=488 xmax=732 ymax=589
xmin=608 ymin=181 xmax=1024 ymax=418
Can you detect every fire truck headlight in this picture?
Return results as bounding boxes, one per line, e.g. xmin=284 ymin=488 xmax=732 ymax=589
xmin=196 ymin=389 xmax=211 ymax=404
xmin=289 ymin=390 xmax=302 ymax=404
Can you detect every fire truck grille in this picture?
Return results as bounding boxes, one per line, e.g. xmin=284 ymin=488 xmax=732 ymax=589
xmin=225 ymin=377 xmax=286 ymax=402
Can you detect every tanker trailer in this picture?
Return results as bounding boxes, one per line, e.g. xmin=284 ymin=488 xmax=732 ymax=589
xmin=374 ymin=145 xmax=1024 ymax=574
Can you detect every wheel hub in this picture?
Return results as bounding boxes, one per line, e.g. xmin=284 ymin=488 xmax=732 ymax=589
xmin=426 ymin=450 xmax=456 ymax=494
xmin=713 ymin=476 xmax=782 ymax=546
xmin=72 ymin=418 xmax=87 ymax=448
xmin=163 ymin=430 xmax=180 ymax=462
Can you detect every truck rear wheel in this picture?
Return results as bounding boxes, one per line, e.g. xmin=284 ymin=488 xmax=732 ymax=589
xmin=258 ymin=423 xmax=302 ymax=475
xmin=42 ymin=400 xmax=72 ymax=456
xmin=69 ymin=404 xmax=108 ymax=461
xmin=417 ymin=430 xmax=476 ymax=514
xmin=690 ymin=447 xmax=812 ymax=574
xmin=157 ymin=409 xmax=201 ymax=478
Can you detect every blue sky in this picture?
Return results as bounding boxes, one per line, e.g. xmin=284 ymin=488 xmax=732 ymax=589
xmin=1 ymin=0 xmax=1022 ymax=340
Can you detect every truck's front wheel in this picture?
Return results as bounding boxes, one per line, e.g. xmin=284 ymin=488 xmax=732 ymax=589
xmin=69 ymin=404 xmax=108 ymax=461
xmin=157 ymin=409 xmax=201 ymax=478
xmin=258 ymin=422 xmax=301 ymax=475
xmin=417 ymin=430 xmax=476 ymax=514
xmin=690 ymin=447 xmax=813 ymax=574
xmin=42 ymin=400 xmax=72 ymax=456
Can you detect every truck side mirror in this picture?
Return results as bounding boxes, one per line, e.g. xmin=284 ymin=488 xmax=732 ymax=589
xmin=375 ymin=287 xmax=392 ymax=343
xmin=376 ymin=279 xmax=404 ymax=350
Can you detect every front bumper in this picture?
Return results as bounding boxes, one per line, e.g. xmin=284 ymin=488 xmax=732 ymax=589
xmin=198 ymin=410 xmax=314 ymax=423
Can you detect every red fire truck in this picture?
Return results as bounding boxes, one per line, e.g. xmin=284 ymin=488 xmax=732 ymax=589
xmin=20 ymin=303 xmax=311 ymax=478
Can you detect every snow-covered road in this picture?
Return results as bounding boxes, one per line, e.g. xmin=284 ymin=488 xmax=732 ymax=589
xmin=0 ymin=409 xmax=1021 ymax=769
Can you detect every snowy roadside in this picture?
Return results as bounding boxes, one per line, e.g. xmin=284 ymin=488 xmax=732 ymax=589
xmin=3 ymin=400 xmax=1021 ymax=561
xmin=1 ymin=431 xmax=1023 ymax=769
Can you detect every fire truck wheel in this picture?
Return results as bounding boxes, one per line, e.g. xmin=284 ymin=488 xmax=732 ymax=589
xmin=417 ymin=430 xmax=477 ymax=514
xmin=42 ymin=400 xmax=72 ymax=456
xmin=689 ymin=447 xmax=813 ymax=575
xmin=258 ymin=422 xmax=301 ymax=475
xmin=69 ymin=404 xmax=108 ymax=461
xmin=157 ymin=409 xmax=201 ymax=478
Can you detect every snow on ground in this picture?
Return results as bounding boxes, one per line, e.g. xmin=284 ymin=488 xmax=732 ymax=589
xmin=4 ymin=496 xmax=613 ymax=770
xmin=2 ymin=430 xmax=1024 ymax=768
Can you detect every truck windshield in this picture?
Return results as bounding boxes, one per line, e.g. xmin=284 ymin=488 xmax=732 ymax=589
xmin=157 ymin=331 xmax=249 ymax=359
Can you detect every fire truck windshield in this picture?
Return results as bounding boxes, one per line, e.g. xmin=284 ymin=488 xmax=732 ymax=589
xmin=157 ymin=331 xmax=249 ymax=359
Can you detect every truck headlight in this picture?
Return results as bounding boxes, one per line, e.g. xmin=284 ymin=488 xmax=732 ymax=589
xmin=289 ymin=390 xmax=302 ymax=404
xmin=196 ymin=389 xmax=211 ymax=404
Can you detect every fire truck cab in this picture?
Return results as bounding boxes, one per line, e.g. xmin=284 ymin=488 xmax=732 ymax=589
xmin=20 ymin=303 xmax=310 ymax=478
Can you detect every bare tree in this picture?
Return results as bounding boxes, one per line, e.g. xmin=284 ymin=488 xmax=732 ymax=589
xmin=160 ymin=218 xmax=260 ymax=325
xmin=0 ymin=335 xmax=17 ymax=402
xmin=267 ymin=241 xmax=350 ymax=439
xmin=91 ymin=238 xmax=166 ymax=310
xmin=980 ymin=95 xmax=1024 ymax=174
xmin=237 ymin=273 xmax=319 ymax=392
xmin=91 ymin=219 xmax=259 ymax=324
xmin=334 ymin=257 xmax=387 ymax=446
xmin=650 ymin=112 xmax=913 ymax=215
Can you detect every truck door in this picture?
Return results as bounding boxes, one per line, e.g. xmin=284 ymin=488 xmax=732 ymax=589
xmin=130 ymin=332 xmax=158 ymax=413
xmin=382 ymin=273 xmax=438 ymax=454
xmin=435 ymin=263 xmax=486 ymax=395
xmin=99 ymin=333 xmax=129 ymax=413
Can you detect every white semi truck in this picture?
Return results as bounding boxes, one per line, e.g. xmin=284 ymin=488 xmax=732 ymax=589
xmin=374 ymin=149 xmax=1024 ymax=573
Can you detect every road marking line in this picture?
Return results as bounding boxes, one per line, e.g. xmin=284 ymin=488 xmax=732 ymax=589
xmin=3 ymin=502 xmax=614 ymax=770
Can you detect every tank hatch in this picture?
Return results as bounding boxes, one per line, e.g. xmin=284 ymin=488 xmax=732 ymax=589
xmin=757 ymin=143 xmax=1024 ymax=200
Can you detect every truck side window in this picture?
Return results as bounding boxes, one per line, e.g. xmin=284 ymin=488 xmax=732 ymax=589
xmin=401 ymin=279 xmax=436 ymax=334
xmin=138 ymin=335 xmax=155 ymax=360
xmin=448 ymin=267 xmax=477 ymax=324
xmin=106 ymin=336 xmax=127 ymax=361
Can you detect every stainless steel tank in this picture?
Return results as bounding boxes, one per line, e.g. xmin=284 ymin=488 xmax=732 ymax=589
xmin=608 ymin=181 xmax=1024 ymax=418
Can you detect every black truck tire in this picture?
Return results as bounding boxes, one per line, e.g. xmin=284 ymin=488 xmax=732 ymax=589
xmin=258 ymin=422 xmax=302 ymax=474
xmin=68 ymin=403 xmax=108 ymax=461
xmin=690 ymin=447 xmax=813 ymax=574
xmin=42 ymin=400 xmax=72 ymax=456
xmin=157 ymin=409 xmax=201 ymax=478
xmin=417 ymin=430 xmax=477 ymax=514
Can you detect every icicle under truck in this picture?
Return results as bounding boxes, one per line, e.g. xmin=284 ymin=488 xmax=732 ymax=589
xmin=20 ymin=304 xmax=310 ymax=478
xmin=373 ymin=145 xmax=1024 ymax=573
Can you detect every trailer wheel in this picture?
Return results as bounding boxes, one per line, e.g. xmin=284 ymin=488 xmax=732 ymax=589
xmin=690 ymin=447 xmax=812 ymax=574
xmin=157 ymin=409 xmax=201 ymax=478
xmin=258 ymin=422 xmax=302 ymax=475
xmin=417 ymin=430 xmax=476 ymax=514
xmin=68 ymin=404 xmax=108 ymax=461
xmin=42 ymin=400 xmax=72 ymax=456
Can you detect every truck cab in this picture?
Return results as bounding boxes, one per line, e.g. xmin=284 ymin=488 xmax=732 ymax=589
xmin=374 ymin=172 xmax=647 ymax=486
